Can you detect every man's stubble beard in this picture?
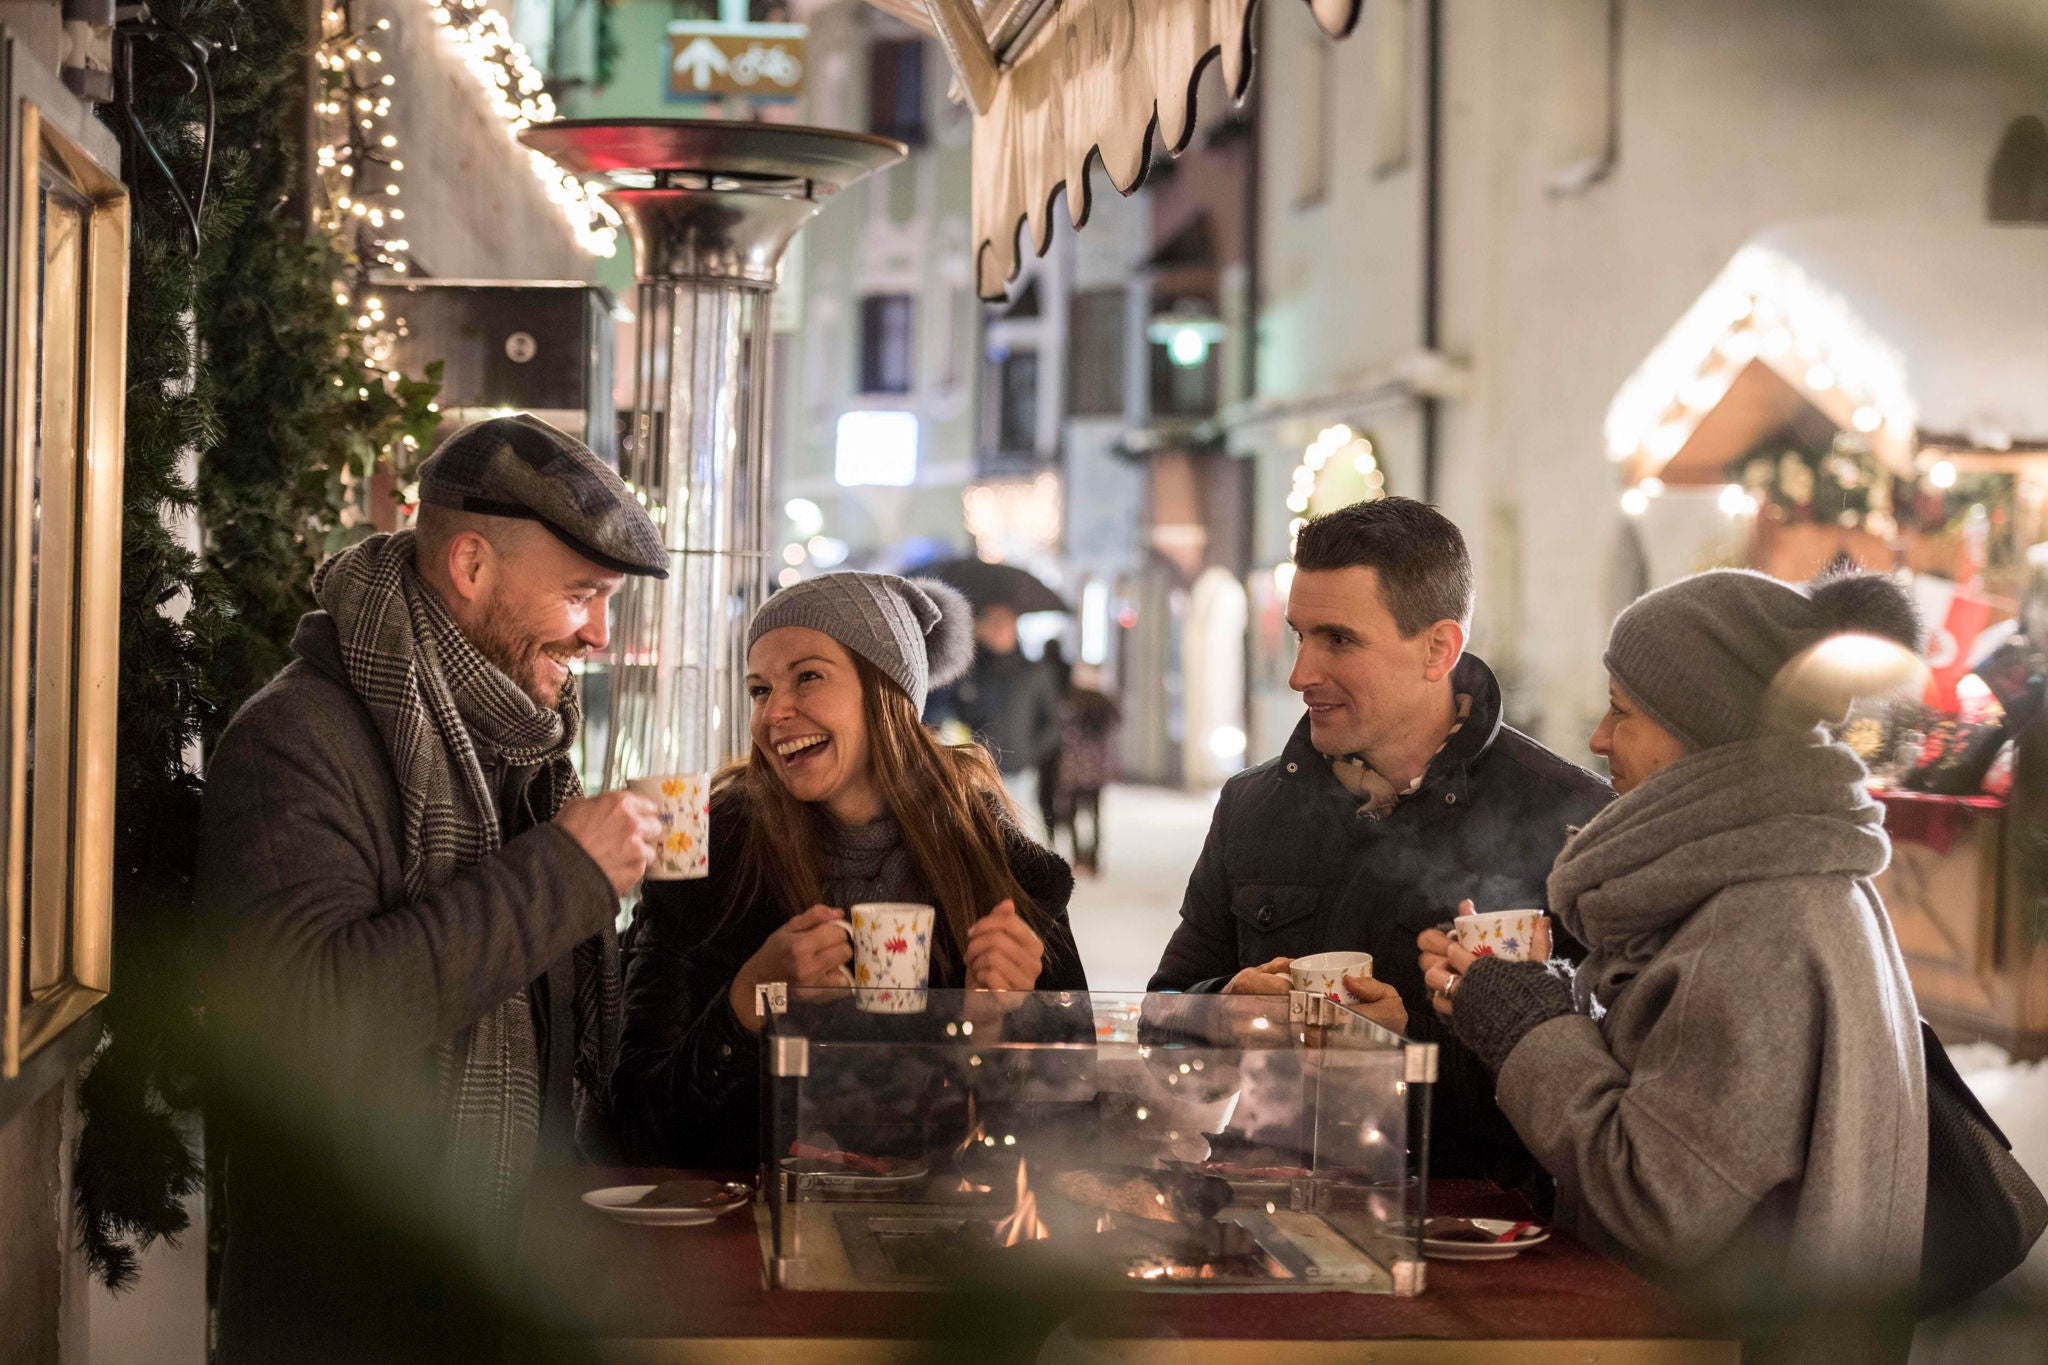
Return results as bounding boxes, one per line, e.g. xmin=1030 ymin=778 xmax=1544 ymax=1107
xmin=467 ymin=593 xmax=570 ymax=709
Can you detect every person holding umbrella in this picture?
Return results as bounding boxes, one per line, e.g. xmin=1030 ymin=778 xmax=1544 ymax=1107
xmin=921 ymin=559 xmax=1069 ymax=832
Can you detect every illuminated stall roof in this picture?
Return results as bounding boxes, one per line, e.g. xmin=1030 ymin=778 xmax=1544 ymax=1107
xmin=1607 ymin=220 xmax=2048 ymax=488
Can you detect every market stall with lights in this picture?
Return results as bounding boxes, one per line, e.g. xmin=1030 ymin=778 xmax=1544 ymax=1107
xmin=1606 ymin=218 xmax=2048 ymax=1058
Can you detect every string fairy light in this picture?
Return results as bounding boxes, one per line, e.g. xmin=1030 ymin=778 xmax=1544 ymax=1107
xmin=312 ymin=0 xmax=618 ymax=356
xmin=1286 ymin=425 xmax=1385 ymax=550
xmin=308 ymin=0 xmax=622 ymax=506
xmin=314 ymin=0 xmax=415 ymax=408
xmin=424 ymin=0 xmax=621 ymax=257
xmin=1604 ymin=241 xmax=1919 ymax=486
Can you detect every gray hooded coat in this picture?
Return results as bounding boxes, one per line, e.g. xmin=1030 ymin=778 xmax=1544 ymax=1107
xmin=1488 ymin=734 xmax=1925 ymax=1360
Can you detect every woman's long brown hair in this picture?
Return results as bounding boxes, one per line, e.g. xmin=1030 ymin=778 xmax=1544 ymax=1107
xmin=714 ymin=653 xmax=1051 ymax=966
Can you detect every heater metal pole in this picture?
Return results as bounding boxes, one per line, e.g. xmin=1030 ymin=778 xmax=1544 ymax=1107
xmin=522 ymin=121 xmax=905 ymax=790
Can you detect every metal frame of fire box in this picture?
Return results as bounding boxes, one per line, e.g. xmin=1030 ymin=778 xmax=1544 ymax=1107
xmin=754 ymin=983 xmax=1436 ymax=1297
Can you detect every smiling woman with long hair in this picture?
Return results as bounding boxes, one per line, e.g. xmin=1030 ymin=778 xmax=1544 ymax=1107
xmin=612 ymin=572 xmax=1088 ymax=1168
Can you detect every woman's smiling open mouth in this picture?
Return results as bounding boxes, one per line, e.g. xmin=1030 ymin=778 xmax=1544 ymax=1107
xmin=775 ymin=733 xmax=831 ymax=769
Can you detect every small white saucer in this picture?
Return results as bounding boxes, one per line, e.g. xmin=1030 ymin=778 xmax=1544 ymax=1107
xmin=580 ymin=1181 xmax=752 ymax=1227
xmin=778 ymin=1155 xmax=928 ymax=1193
xmin=1422 ymin=1219 xmax=1551 ymax=1260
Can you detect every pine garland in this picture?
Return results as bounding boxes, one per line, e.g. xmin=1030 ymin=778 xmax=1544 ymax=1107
xmin=76 ymin=0 xmax=437 ymax=1290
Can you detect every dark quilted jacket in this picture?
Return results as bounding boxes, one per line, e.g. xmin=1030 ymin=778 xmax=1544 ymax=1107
xmin=1148 ymin=652 xmax=1613 ymax=1195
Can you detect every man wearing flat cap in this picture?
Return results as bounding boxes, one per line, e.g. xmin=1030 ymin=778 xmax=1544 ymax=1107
xmin=198 ymin=413 xmax=670 ymax=1362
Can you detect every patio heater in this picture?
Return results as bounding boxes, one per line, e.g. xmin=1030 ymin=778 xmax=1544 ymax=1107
xmin=521 ymin=122 xmax=905 ymax=833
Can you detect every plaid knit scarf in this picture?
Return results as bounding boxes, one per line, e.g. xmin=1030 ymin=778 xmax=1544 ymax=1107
xmin=313 ymin=530 xmax=620 ymax=1254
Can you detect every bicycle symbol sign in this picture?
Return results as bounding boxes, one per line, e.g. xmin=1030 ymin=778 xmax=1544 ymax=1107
xmin=667 ymin=23 xmax=807 ymax=100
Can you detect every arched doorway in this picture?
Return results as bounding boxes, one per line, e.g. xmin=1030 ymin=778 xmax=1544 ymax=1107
xmin=1113 ymin=558 xmax=1187 ymax=786
xmin=1182 ymin=566 xmax=1249 ymax=788
xmin=1989 ymin=115 xmax=2048 ymax=224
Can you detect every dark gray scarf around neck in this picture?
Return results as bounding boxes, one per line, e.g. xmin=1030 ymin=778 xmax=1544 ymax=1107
xmin=1547 ymin=732 xmax=1890 ymax=1011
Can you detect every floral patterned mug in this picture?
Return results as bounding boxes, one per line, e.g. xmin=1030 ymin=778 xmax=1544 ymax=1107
xmin=840 ymin=903 xmax=935 ymax=1013
xmin=627 ymin=774 xmax=710 ymax=880
xmin=1289 ymin=951 xmax=1375 ymax=1005
xmin=1453 ymin=909 xmax=1547 ymax=962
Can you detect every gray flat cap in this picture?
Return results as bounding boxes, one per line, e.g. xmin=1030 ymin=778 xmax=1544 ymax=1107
xmin=417 ymin=412 xmax=668 ymax=578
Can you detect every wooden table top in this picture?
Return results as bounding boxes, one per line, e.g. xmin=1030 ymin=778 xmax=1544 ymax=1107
xmin=518 ymin=1168 xmax=1737 ymax=1363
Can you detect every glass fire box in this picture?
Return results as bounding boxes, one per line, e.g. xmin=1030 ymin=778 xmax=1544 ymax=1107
xmin=756 ymin=988 xmax=1435 ymax=1295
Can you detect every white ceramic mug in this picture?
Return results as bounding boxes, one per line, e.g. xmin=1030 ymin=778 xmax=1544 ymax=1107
xmin=1453 ymin=909 xmax=1546 ymax=962
xmin=1290 ymin=951 xmax=1375 ymax=1004
xmin=627 ymin=774 xmax=710 ymax=880
xmin=840 ymin=903 xmax=935 ymax=1013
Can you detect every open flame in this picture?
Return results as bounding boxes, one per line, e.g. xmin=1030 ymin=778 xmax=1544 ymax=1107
xmin=952 ymin=1095 xmax=993 ymax=1194
xmin=992 ymin=1157 xmax=1050 ymax=1246
xmin=1127 ymin=1256 xmax=1227 ymax=1281
xmin=953 ymin=1095 xmax=985 ymax=1158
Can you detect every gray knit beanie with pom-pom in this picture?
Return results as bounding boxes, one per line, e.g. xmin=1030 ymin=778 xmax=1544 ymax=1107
xmin=746 ymin=570 xmax=974 ymax=716
xmin=1604 ymin=567 xmax=1922 ymax=752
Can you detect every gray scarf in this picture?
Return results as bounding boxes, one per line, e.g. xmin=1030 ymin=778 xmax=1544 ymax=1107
xmin=1547 ymin=732 xmax=1890 ymax=1011
xmin=819 ymin=815 xmax=925 ymax=911
xmin=313 ymin=530 xmax=619 ymax=1250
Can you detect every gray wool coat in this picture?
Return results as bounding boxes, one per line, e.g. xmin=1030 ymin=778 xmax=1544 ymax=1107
xmin=197 ymin=612 xmax=617 ymax=1364
xmin=1491 ymin=735 xmax=1926 ymax=1363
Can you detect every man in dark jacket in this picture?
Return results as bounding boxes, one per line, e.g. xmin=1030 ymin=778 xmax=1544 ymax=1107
xmin=1149 ymin=497 xmax=1612 ymax=1196
xmin=197 ymin=415 xmax=667 ymax=1363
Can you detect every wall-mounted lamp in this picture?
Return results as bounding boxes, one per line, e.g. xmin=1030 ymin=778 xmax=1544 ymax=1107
xmin=1146 ymin=305 xmax=1226 ymax=370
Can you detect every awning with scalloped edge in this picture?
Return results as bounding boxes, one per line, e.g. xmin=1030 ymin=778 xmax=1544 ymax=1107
xmin=869 ymin=0 xmax=1362 ymax=299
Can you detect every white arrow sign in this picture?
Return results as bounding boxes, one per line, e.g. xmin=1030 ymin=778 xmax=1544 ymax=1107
xmin=672 ymin=36 xmax=730 ymax=90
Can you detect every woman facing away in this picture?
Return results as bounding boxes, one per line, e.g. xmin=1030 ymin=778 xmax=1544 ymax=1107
xmin=612 ymin=571 xmax=1089 ymax=1169
xmin=1417 ymin=567 xmax=1928 ymax=1364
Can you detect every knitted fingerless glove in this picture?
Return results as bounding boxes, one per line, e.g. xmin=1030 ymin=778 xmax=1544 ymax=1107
xmin=1449 ymin=956 xmax=1578 ymax=1073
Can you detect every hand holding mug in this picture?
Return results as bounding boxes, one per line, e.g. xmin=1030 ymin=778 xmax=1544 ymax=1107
xmin=556 ymin=790 xmax=662 ymax=895
xmin=1222 ymin=956 xmax=1294 ymax=996
xmin=729 ymin=905 xmax=853 ymax=1029
xmin=1345 ymin=975 xmax=1408 ymax=1034
xmin=965 ymin=899 xmax=1043 ymax=992
xmin=1418 ymin=925 xmax=1474 ymax=1018
xmin=1419 ymin=899 xmax=1553 ymax=1016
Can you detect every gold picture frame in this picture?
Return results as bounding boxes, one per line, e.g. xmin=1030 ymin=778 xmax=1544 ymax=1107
xmin=0 ymin=92 xmax=129 ymax=1079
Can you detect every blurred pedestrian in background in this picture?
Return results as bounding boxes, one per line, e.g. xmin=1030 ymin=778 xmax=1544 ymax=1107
xmin=1054 ymin=662 xmax=1122 ymax=875
xmin=929 ymin=602 xmax=1063 ymax=833
xmin=1037 ymin=638 xmax=1074 ymax=836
